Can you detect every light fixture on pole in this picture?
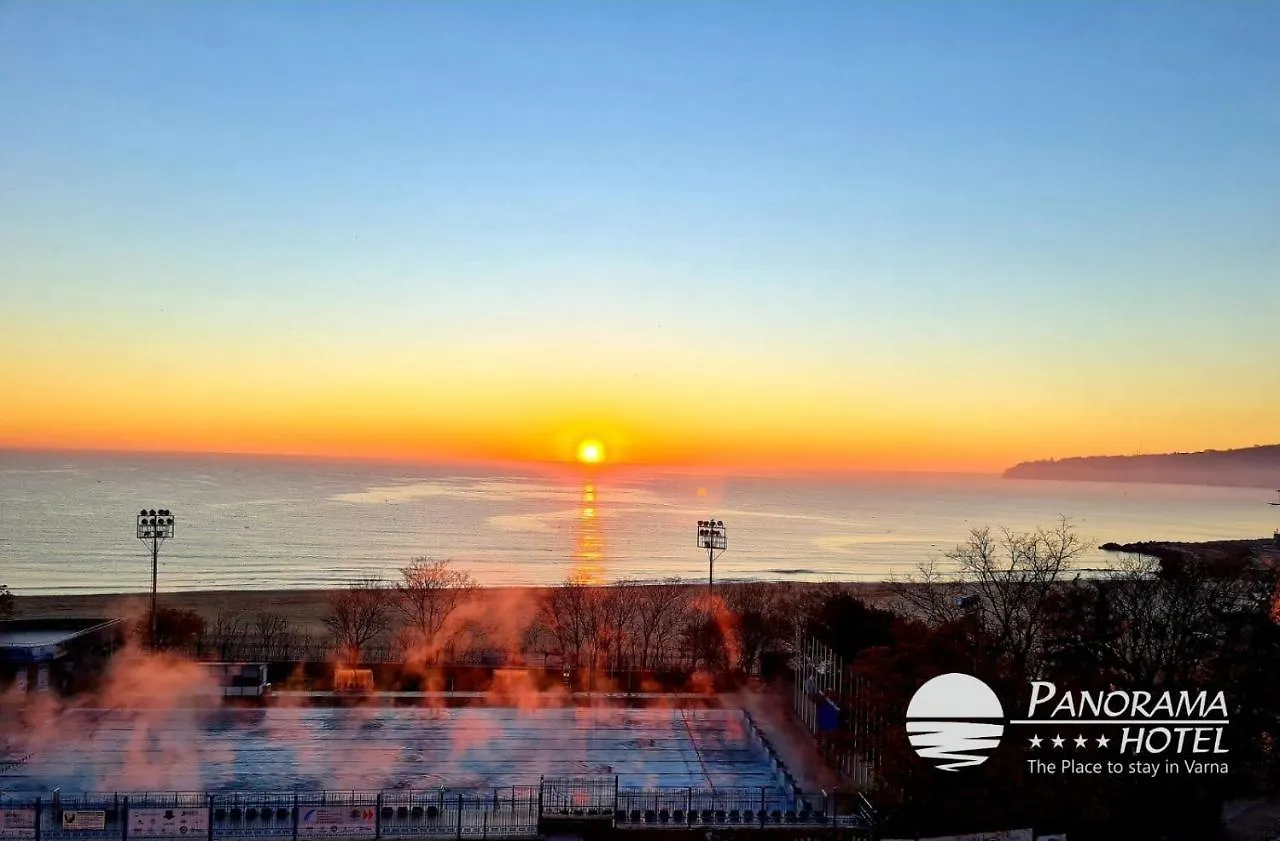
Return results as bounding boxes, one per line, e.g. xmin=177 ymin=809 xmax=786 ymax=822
xmin=1270 ymin=490 xmax=1280 ymax=546
xmin=137 ymin=508 xmax=176 ymax=648
xmin=695 ymin=519 xmax=727 ymax=600
xmin=955 ymin=593 xmax=983 ymax=670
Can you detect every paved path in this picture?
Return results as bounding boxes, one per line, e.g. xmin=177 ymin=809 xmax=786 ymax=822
xmin=725 ymin=685 xmax=841 ymax=797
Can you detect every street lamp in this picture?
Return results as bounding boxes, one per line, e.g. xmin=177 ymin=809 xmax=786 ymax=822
xmin=695 ymin=519 xmax=727 ymax=600
xmin=137 ymin=508 xmax=176 ymax=648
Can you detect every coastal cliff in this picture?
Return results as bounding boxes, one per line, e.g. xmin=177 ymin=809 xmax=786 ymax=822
xmin=1004 ymin=444 xmax=1280 ymax=488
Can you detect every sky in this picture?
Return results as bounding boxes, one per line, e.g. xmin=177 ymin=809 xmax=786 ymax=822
xmin=1 ymin=1 xmax=1278 ymax=473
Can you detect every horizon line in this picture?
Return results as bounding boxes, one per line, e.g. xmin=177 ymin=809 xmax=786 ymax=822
xmin=0 ymin=444 xmax=1004 ymax=479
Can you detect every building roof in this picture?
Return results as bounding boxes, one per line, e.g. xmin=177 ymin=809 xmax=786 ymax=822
xmin=0 ymin=618 xmax=122 ymax=663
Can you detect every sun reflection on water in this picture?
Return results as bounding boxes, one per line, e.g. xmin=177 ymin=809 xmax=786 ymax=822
xmin=572 ymin=479 xmax=606 ymax=583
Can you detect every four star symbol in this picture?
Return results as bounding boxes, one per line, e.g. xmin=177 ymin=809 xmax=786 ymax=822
xmin=1026 ymin=732 xmax=1115 ymax=751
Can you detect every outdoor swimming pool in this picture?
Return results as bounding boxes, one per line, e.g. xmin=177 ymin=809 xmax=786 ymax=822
xmin=2 ymin=706 xmax=787 ymax=794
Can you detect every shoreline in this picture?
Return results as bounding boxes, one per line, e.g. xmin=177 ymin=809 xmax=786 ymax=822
xmin=11 ymin=536 xmax=1272 ymax=628
xmin=11 ymin=586 xmax=560 ymax=637
xmin=10 ymin=582 xmax=890 ymax=638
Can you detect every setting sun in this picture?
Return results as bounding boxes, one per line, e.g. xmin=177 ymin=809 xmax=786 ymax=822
xmin=576 ymin=439 xmax=606 ymax=464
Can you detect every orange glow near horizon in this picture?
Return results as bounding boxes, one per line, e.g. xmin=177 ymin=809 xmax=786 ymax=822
xmin=1 ymin=333 xmax=1273 ymax=474
xmin=0 ymin=419 xmax=1264 ymax=476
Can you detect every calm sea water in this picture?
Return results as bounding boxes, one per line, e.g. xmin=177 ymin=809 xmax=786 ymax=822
xmin=0 ymin=451 xmax=1273 ymax=596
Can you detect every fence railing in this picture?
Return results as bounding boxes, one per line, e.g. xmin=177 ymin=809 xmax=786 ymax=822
xmin=612 ymin=787 xmax=874 ymax=831
xmin=792 ymin=630 xmax=886 ymax=789
xmin=174 ymin=642 xmax=696 ymax=673
xmin=0 ymin=778 xmax=875 ymax=840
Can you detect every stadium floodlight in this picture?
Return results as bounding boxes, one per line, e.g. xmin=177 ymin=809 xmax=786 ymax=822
xmin=137 ymin=508 xmax=176 ymax=648
xmin=955 ymin=592 xmax=984 ymax=670
xmin=696 ymin=519 xmax=728 ymax=600
xmin=1271 ymin=491 xmax=1280 ymax=545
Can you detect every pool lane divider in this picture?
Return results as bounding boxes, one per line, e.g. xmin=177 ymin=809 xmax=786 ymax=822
xmin=740 ymin=710 xmax=806 ymax=811
xmin=677 ymin=709 xmax=717 ymax=793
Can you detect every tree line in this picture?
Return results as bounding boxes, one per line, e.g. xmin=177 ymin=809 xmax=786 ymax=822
xmin=801 ymin=519 xmax=1280 ymax=840
xmin=144 ymin=557 xmax=812 ymax=680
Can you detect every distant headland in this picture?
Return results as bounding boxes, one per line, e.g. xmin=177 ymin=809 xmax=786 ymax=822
xmin=1003 ymin=444 xmax=1280 ymax=489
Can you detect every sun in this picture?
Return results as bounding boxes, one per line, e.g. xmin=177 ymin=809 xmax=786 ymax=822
xmin=576 ymin=439 xmax=606 ymax=465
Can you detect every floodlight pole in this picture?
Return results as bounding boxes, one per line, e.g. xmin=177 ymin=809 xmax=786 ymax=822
xmin=695 ymin=519 xmax=727 ymax=601
xmin=1271 ymin=491 xmax=1280 ymax=546
xmin=137 ymin=509 xmax=176 ymax=649
xmin=955 ymin=594 xmax=982 ymax=671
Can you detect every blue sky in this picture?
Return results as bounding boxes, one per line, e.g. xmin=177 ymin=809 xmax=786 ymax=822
xmin=2 ymin=1 xmax=1278 ymax=467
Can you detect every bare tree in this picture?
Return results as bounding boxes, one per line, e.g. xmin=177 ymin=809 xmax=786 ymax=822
xmin=892 ymin=518 xmax=1087 ymax=675
xmin=1046 ymin=550 xmax=1259 ymax=686
xmin=537 ymin=575 xmax=598 ymax=668
xmin=325 ymin=577 xmax=392 ymax=664
xmin=722 ymin=581 xmax=793 ymax=674
xmin=209 ymin=610 xmax=247 ymax=659
xmin=292 ymin=630 xmax=317 ymax=662
xmin=632 ymin=579 xmax=691 ymax=670
xmin=599 ymin=578 xmax=640 ymax=670
xmin=394 ymin=558 xmax=476 ymax=661
xmin=0 ymin=585 xmax=14 ymax=621
xmin=680 ymin=613 xmax=729 ymax=673
xmin=534 ymin=578 xmax=701 ymax=674
xmin=252 ymin=612 xmax=291 ymax=660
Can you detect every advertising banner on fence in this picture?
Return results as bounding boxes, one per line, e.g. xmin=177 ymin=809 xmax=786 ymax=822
xmin=888 ymin=836 xmax=1052 ymax=841
xmin=61 ymin=811 xmax=106 ymax=831
xmin=0 ymin=808 xmax=36 ymax=839
xmin=298 ymin=806 xmax=376 ymax=838
xmin=130 ymin=809 xmax=208 ymax=837
xmin=920 ymin=833 xmax=1033 ymax=841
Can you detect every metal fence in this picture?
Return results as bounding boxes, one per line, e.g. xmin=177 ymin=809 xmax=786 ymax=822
xmin=613 ymin=787 xmax=875 ymax=831
xmin=537 ymin=778 xmax=616 ymax=816
xmin=792 ymin=630 xmax=886 ymax=789
xmin=0 ymin=788 xmax=541 ymax=841
xmin=0 ymin=778 xmax=873 ymax=841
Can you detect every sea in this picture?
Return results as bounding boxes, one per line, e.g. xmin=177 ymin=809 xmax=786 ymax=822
xmin=0 ymin=450 xmax=1274 ymax=596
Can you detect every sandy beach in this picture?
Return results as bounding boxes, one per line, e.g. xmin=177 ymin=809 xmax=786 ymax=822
xmin=10 ymin=587 xmax=546 ymax=638
xmin=10 ymin=582 xmax=887 ymax=639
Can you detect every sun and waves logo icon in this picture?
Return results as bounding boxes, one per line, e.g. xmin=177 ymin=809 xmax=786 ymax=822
xmin=906 ymin=672 xmax=1005 ymax=771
